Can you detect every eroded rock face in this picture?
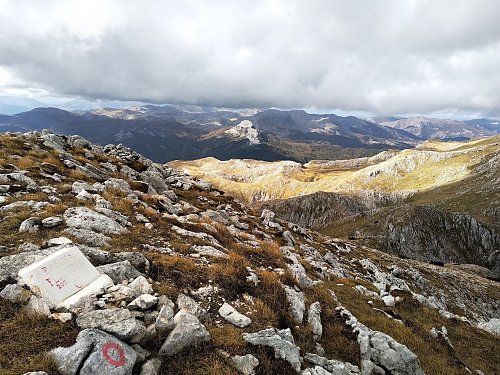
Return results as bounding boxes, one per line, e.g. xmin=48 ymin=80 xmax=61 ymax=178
xmin=51 ymin=328 xmax=138 ymax=375
xmin=243 ymin=328 xmax=301 ymax=372
xmin=159 ymin=310 xmax=210 ymax=357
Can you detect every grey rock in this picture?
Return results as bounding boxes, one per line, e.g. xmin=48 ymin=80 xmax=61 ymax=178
xmin=0 ymin=248 xmax=59 ymax=284
xmin=339 ymin=306 xmax=424 ymax=375
xmin=64 ymin=206 xmax=127 ymax=235
xmin=141 ymin=168 xmax=170 ymax=195
xmin=81 ymin=248 xmax=150 ymax=272
xmin=308 ymin=302 xmax=322 ymax=341
xmin=128 ymin=275 xmax=153 ymax=296
xmin=41 ymin=216 xmax=63 ymax=228
xmin=218 ymin=302 xmax=252 ymax=328
xmin=108 ymin=284 xmax=136 ymax=301
xmin=47 ymin=237 xmax=73 ymax=246
xmin=155 ymin=298 xmax=176 ymax=334
xmin=128 ymin=294 xmax=159 ymax=310
xmin=97 ymin=261 xmax=142 ymax=284
xmin=25 ymin=295 xmax=51 ymax=317
xmin=284 ymin=285 xmax=306 ymax=324
xmin=477 ymin=318 xmax=500 ymax=335
xmin=243 ymin=328 xmax=301 ymax=372
xmin=23 ymin=372 xmax=49 ymax=375
xmin=177 ymin=293 xmax=206 ymax=318
xmin=76 ymin=307 xmax=142 ymax=341
xmin=71 ymin=181 xmax=98 ymax=194
xmin=42 ymin=133 xmax=67 ymax=152
xmin=19 ymin=217 xmax=40 ymax=233
xmin=104 ymin=178 xmax=132 ymax=194
xmin=192 ymin=245 xmax=228 ymax=258
xmin=159 ymin=310 xmax=211 ymax=357
xmin=51 ymin=328 xmax=137 ymax=375
xmin=304 ymin=353 xmax=359 ymax=374
xmin=0 ymin=283 xmax=31 ymax=303
xmin=231 ymin=354 xmax=260 ymax=375
xmin=282 ymin=230 xmax=296 ymax=247
xmin=64 ymin=228 xmax=111 ymax=247
xmin=140 ymin=358 xmax=162 ymax=375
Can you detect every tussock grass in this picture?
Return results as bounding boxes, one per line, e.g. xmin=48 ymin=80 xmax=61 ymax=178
xmin=0 ymin=298 xmax=79 ymax=375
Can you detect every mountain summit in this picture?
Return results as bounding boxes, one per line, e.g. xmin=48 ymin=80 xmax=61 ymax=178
xmin=0 ymin=130 xmax=498 ymax=374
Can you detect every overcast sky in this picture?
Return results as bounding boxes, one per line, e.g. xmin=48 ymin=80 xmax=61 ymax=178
xmin=1 ymin=0 xmax=500 ymax=118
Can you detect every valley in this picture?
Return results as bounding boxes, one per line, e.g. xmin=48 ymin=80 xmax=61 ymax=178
xmin=173 ymin=136 xmax=500 ymax=279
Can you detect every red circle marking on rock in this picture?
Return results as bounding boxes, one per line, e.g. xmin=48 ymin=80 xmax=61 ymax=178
xmin=102 ymin=342 xmax=126 ymax=367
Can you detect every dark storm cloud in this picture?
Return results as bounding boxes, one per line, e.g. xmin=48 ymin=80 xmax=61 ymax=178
xmin=0 ymin=0 xmax=499 ymax=116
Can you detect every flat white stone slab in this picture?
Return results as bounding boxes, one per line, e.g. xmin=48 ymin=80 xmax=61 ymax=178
xmin=57 ymin=273 xmax=114 ymax=312
xmin=18 ymin=246 xmax=100 ymax=305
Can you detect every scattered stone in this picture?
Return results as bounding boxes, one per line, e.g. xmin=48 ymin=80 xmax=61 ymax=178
xmin=19 ymin=217 xmax=40 ymax=233
xmin=282 ymin=230 xmax=295 ymax=247
xmin=47 ymin=237 xmax=73 ymax=247
xmin=339 ymin=306 xmax=424 ymax=375
xmin=64 ymin=206 xmax=127 ymax=235
xmin=128 ymin=275 xmax=153 ymax=296
xmin=0 ymin=283 xmax=31 ymax=303
xmin=51 ymin=312 xmax=73 ymax=323
xmin=97 ymin=261 xmax=142 ymax=284
xmin=177 ymin=293 xmax=206 ymax=318
xmin=41 ymin=216 xmax=63 ymax=228
xmin=218 ymin=302 xmax=252 ymax=328
xmin=128 ymin=294 xmax=159 ymax=310
xmin=108 ymin=284 xmax=136 ymax=301
xmin=51 ymin=328 xmax=137 ymax=375
xmin=192 ymin=245 xmax=228 ymax=258
xmin=140 ymin=358 xmax=162 ymax=375
xmin=155 ymin=298 xmax=176 ymax=334
xmin=25 ymin=295 xmax=51 ymax=317
xmin=71 ymin=181 xmax=97 ymax=195
xmin=477 ymin=318 xmax=500 ymax=335
xmin=76 ymin=308 xmax=143 ymax=341
xmin=231 ymin=354 xmax=260 ymax=375
xmin=304 ymin=353 xmax=359 ymax=374
xmin=159 ymin=310 xmax=211 ymax=357
xmin=284 ymin=285 xmax=306 ymax=324
xmin=308 ymin=302 xmax=322 ymax=341
xmin=243 ymin=328 xmax=301 ymax=372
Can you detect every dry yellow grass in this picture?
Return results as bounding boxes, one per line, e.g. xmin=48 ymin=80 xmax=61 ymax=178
xmin=0 ymin=299 xmax=79 ymax=375
xmin=171 ymin=136 xmax=500 ymax=203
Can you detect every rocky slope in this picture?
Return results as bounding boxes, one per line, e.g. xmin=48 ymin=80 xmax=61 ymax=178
xmin=174 ymin=137 xmax=500 ymax=280
xmin=0 ymin=131 xmax=499 ymax=375
xmin=172 ymin=136 xmax=500 ymax=205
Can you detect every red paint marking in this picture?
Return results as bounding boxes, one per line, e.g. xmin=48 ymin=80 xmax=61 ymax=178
xmin=74 ymin=282 xmax=83 ymax=289
xmin=102 ymin=342 xmax=126 ymax=367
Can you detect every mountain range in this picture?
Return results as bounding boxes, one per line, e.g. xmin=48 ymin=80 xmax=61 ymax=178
xmin=0 ymin=104 xmax=498 ymax=163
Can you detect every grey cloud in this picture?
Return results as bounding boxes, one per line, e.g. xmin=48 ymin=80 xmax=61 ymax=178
xmin=0 ymin=0 xmax=499 ymax=117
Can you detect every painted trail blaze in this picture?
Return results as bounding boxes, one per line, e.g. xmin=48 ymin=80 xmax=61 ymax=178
xmin=102 ymin=342 xmax=126 ymax=367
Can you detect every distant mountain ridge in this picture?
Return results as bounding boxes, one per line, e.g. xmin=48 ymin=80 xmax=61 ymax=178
xmin=0 ymin=104 xmax=498 ymax=163
xmin=378 ymin=116 xmax=498 ymax=140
